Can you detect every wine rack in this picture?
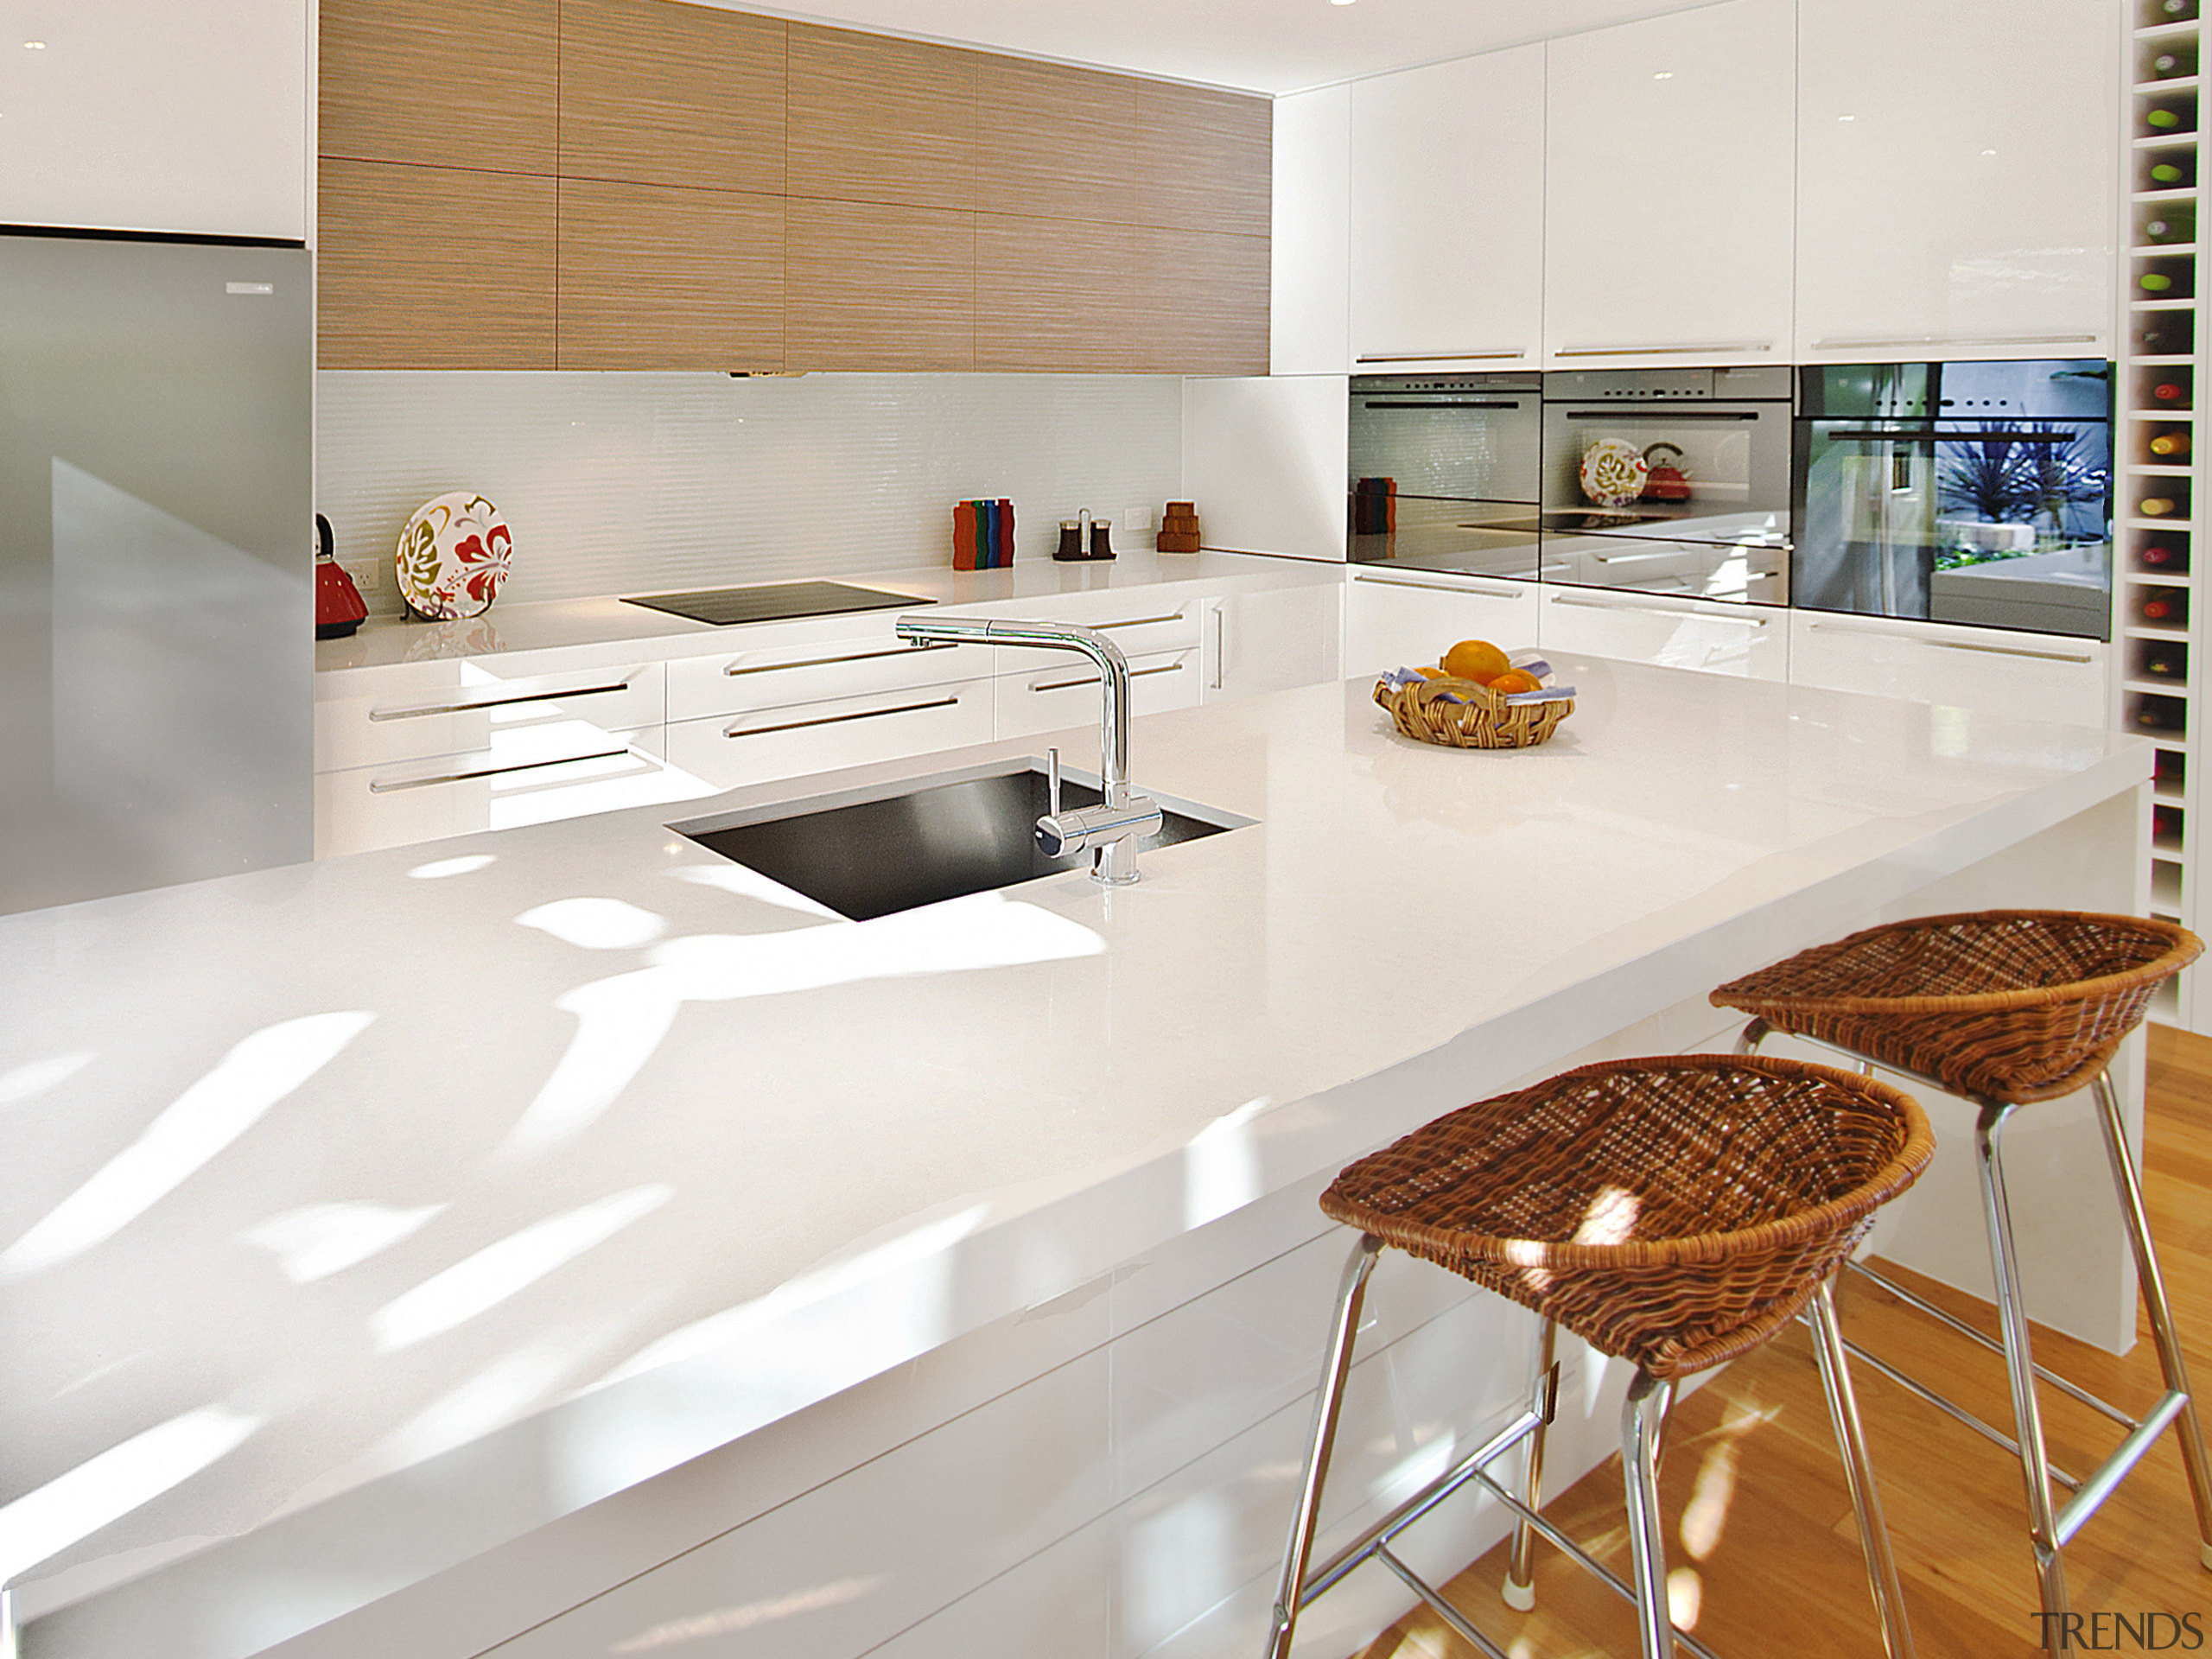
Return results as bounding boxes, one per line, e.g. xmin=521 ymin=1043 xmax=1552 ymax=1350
xmin=2130 ymin=0 xmax=2206 ymax=1023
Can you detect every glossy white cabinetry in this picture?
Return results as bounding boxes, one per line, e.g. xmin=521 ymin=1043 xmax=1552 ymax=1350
xmin=1272 ymin=86 xmax=1353 ymax=376
xmin=995 ymin=649 xmax=1202 ymax=739
xmin=1343 ymin=569 xmax=1541 ymax=677
xmin=1788 ymin=611 xmax=2109 ymax=727
xmin=666 ymin=677 xmax=998 ymax=792
xmin=1794 ymin=0 xmax=2117 ymax=363
xmin=1537 ymin=588 xmax=1788 ymax=680
xmin=1204 ymin=580 xmax=1344 ymax=702
xmin=0 ymin=0 xmax=309 ymax=240
xmin=1349 ymin=45 xmax=1545 ymax=372
xmin=1542 ymin=0 xmax=1795 ymax=370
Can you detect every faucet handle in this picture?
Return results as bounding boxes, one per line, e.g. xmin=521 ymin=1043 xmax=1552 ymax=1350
xmin=1046 ymin=747 xmax=1061 ymax=817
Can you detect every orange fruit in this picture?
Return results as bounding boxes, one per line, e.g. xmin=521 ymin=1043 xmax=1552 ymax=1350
xmin=1414 ymin=664 xmax=1450 ymax=679
xmin=1440 ymin=639 xmax=1510 ymax=683
xmin=1489 ymin=669 xmax=1542 ymax=696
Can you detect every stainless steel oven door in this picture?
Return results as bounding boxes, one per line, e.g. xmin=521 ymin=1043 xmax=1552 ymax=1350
xmin=1792 ymin=417 xmax=2112 ymax=639
xmin=1348 ymin=375 xmax=1542 ymax=579
xmin=1536 ymin=399 xmax=1794 ymax=603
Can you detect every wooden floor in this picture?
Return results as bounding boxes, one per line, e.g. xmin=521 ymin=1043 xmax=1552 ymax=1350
xmin=1357 ymin=1025 xmax=2212 ymax=1659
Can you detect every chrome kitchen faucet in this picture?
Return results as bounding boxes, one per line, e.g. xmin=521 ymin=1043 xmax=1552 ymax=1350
xmin=894 ymin=615 xmax=1163 ymax=885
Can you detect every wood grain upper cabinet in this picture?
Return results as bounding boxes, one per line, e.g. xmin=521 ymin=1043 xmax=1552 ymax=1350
xmin=559 ymin=0 xmax=785 ymax=193
xmin=1350 ymin=44 xmax=1544 ymax=372
xmin=1132 ymin=82 xmax=1271 ymax=238
xmin=787 ymin=199 xmax=976 ymax=371
xmin=557 ymin=180 xmax=784 ymax=371
xmin=320 ymin=159 xmax=556 ymax=369
xmin=787 ymin=24 xmax=980 ymax=211
xmin=320 ymin=0 xmax=557 ymax=175
xmin=977 ymin=59 xmax=1140 ymax=226
xmin=1128 ymin=228 xmax=1270 ymax=374
xmin=1795 ymin=0 xmax=2115 ymax=362
xmin=1542 ymin=0 xmax=1795 ymax=370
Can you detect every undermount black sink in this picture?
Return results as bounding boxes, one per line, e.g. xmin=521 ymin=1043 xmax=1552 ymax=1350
xmin=671 ymin=760 xmax=1245 ymax=921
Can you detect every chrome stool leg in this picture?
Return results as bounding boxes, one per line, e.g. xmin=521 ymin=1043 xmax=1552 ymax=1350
xmin=1503 ymin=1315 xmax=1558 ymax=1611
xmin=1974 ymin=1100 xmax=2069 ymax=1647
xmin=1266 ymin=1233 xmax=1382 ymax=1659
xmin=2091 ymin=1072 xmax=2212 ymax=1567
xmin=1621 ymin=1371 xmax=1680 ymax=1659
xmin=1806 ymin=1278 xmax=1916 ymax=1659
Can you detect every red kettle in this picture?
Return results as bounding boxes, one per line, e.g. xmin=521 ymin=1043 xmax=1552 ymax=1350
xmin=315 ymin=512 xmax=368 ymax=639
xmin=1641 ymin=442 xmax=1693 ymax=505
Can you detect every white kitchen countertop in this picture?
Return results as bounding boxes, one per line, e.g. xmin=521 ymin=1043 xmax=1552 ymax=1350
xmin=0 ymin=659 xmax=2146 ymax=1650
xmin=315 ymin=550 xmax=1339 ymax=676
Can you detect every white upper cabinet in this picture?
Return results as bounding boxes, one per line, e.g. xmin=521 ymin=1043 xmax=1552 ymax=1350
xmin=1795 ymin=0 xmax=2116 ymax=363
xmin=0 ymin=0 xmax=309 ymax=241
xmin=1542 ymin=0 xmax=1795 ymax=370
xmin=1349 ymin=44 xmax=1545 ymax=372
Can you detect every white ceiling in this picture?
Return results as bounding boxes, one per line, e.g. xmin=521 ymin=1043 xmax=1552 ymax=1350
xmin=711 ymin=0 xmax=1726 ymax=95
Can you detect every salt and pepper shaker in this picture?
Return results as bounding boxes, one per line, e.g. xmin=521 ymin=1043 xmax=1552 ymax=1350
xmin=1055 ymin=509 xmax=1116 ymax=562
xmin=1089 ymin=518 xmax=1114 ymax=561
xmin=1056 ymin=519 xmax=1085 ymax=561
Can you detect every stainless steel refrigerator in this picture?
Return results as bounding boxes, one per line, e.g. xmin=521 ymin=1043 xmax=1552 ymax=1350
xmin=0 ymin=231 xmax=312 ymax=916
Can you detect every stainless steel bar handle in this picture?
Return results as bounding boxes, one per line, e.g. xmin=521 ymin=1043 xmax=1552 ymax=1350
xmin=1810 ymin=332 xmax=2099 ymax=351
xmin=1554 ymin=340 xmax=1774 ymax=357
xmin=1803 ymin=621 xmax=2093 ymax=664
xmin=1356 ymin=349 xmax=1528 ymax=362
xmin=367 ymin=746 xmax=636 ymax=792
xmin=370 ymin=668 xmax=641 ymax=721
xmin=1212 ymin=605 xmax=1225 ymax=691
xmin=1094 ymin=611 xmax=1186 ymax=631
xmin=723 ymin=645 xmax=930 ymax=677
xmin=1033 ymin=661 xmax=1182 ymax=694
xmin=1352 ymin=572 xmax=1532 ymax=600
xmin=1550 ymin=593 xmax=1770 ymax=624
xmin=723 ymin=695 xmax=958 ymax=740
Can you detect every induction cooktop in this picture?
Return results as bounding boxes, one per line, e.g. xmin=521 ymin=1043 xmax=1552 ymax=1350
xmin=622 ymin=582 xmax=935 ymax=627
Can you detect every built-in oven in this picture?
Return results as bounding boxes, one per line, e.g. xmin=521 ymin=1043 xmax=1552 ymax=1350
xmin=1536 ymin=367 xmax=1796 ymax=605
xmin=1346 ymin=373 xmax=1541 ymax=580
xmin=1791 ymin=360 xmax=2113 ymax=639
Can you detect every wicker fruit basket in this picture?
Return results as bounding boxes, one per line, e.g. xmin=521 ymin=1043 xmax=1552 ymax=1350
xmin=1712 ymin=911 xmax=2203 ymax=1104
xmin=1321 ymin=1054 xmax=1935 ymax=1379
xmin=1373 ymin=675 xmax=1573 ymax=749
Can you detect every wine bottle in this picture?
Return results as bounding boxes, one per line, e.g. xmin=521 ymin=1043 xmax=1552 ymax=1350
xmin=2153 ymin=50 xmax=2194 ymax=79
xmin=2138 ymin=699 xmax=2186 ymax=734
xmin=2147 ymin=107 xmax=2186 ymax=130
xmin=2144 ymin=588 xmax=2190 ymax=623
xmin=2162 ymin=0 xmax=2199 ymax=22
xmin=2152 ymin=430 xmax=2193 ymax=457
xmin=2145 ymin=208 xmax=2196 ymax=244
xmin=2142 ymin=541 xmax=2190 ymax=569
xmin=2152 ymin=379 xmax=2192 ymax=404
xmin=2142 ymin=270 xmax=2180 ymax=294
xmin=2142 ymin=496 xmax=2183 ymax=516
xmin=2137 ymin=314 xmax=2193 ymax=354
xmin=2144 ymin=645 xmax=2189 ymax=677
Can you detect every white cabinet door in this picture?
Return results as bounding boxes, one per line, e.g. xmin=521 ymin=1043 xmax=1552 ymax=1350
xmin=664 ymin=678 xmax=995 ymax=793
xmin=1349 ymin=44 xmax=1545 ymax=372
xmin=995 ymin=648 xmax=1201 ymax=740
xmin=1543 ymin=0 xmax=1794 ymax=370
xmin=1795 ymin=0 xmax=2116 ymax=363
xmin=1203 ymin=582 xmax=1344 ymax=702
xmin=1789 ymin=612 xmax=2108 ymax=726
xmin=1537 ymin=588 xmax=1787 ymax=680
xmin=0 ymin=0 xmax=308 ymax=240
xmin=1344 ymin=570 xmax=1541 ymax=678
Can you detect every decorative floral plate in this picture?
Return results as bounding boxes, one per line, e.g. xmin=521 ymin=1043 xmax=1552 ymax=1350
xmin=1579 ymin=438 xmax=1649 ymax=508
xmin=396 ymin=493 xmax=512 ymax=620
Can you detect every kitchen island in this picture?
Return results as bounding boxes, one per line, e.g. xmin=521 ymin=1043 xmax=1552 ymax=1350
xmin=0 ymin=658 xmax=2151 ymax=1658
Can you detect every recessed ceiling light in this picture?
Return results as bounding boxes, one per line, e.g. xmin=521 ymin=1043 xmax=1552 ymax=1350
xmin=1654 ymin=71 xmax=1674 ymax=79
xmin=1837 ymin=114 xmax=1856 ymax=122
xmin=24 ymin=40 xmax=47 ymax=49
xmin=1330 ymin=1 xmax=1356 ymax=7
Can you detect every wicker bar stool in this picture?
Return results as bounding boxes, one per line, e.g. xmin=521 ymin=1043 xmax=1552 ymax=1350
xmin=1264 ymin=1054 xmax=1935 ymax=1659
xmin=1713 ymin=910 xmax=2211 ymax=1652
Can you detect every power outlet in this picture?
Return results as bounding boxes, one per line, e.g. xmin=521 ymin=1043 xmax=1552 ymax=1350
xmin=1124 ymin=504 xmax=1154 ymax=532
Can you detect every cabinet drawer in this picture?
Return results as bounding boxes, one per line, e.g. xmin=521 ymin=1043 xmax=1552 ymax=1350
xmin=1344 ymin=570 xmax=1540 ymax=679
xmin=664 ymin=677 xmax=995 ymax=792
xmin=993 ymin=649 xmax=1200 ymax=740
xmin=1789 ymin=613 xmax=2107 ymax=727
xmin=317 ymin=662 xmax=665 ymax=772
xmin=1536 ymin=588 xmax=1786 ymax=681
xmin=987 ymin=601 xmax=1204 ymax=675
xmin=315 ymin=721 xmax=664 ymax=859
xmin=665 ymin=637 xmax=986 ymax=723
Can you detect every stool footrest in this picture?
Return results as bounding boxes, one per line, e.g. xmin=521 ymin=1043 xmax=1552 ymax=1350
xmin=2057 ymin=1389 xmax=2193 ymax=1548
xmin=1376 ymin=1546 xmax=1513 ymax=1659
xmin=1852 ymin=1262 xmax=2137 ymax=1429
xmin=1835 ymin=1331 xmax=2083 ymax=1491
xmin=1297 ymin=1401 xmax=1547 ymax=1610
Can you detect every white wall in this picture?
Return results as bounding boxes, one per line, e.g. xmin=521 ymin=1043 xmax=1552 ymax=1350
xmin=0 ymin=0 xmax=310 ymax=241
xmin=316 ymin=372 xmax=1186 ymax=612
xmin=1182 ymin=376 xmax=1349 ymax=562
